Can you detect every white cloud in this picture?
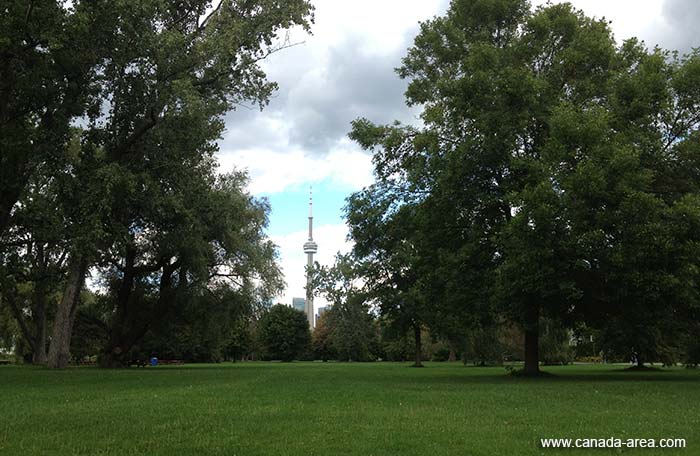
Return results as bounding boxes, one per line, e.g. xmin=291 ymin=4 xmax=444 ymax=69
xmin=308 ymin=0 xmax=448 ymax=56
xmin=270 ymin=223 xmax=352 ymax=312
xmin=217 ymin=140 xmax=374 ymax=194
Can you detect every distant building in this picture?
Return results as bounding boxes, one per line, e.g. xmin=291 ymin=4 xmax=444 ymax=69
xmin=292 ymin=297 xmax=306 ymax=313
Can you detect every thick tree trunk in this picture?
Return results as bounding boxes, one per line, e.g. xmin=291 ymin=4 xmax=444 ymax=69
xmin=32 ymin=348 xmax=48 ymax=365
xmin=412 ymin=323 xmax=423 ymax=367
xmin=523 ymin=305 xmax=540 ymax=375
xmin=47 ymin=257 xmax=88 ymax=368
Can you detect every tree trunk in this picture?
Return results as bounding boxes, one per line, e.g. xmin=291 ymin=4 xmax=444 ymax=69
xmin=412 ymin=323 xmax=423 ymax=367
xmin=31 ymin=246 xmax=48 ymax=365
xmin=4 ymin=288 xmax=47 ymax=364
xmin=32 ymin=348 xmax=48 ymax=365
xmin=447 ymin=340 xmax=457 ymax=362
xmin=47 ymin=257 xmax=88 ymax=368
xmin=101 ymin=249 xmax=137 ymax=368
xmin=523 ymin=305 xmax=540 ymax=375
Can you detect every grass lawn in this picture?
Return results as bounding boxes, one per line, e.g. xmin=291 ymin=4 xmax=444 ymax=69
xmin=1 ymin=362 xmax=698 ymax=455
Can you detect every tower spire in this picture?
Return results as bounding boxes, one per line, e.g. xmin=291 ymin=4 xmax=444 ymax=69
xmin=308 ymin=186 xmax=313 ymax=240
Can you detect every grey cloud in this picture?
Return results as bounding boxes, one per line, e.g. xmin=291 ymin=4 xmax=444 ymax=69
xmin=219 ymin=27 xmax=424 ymax=157
xmin=662 ymin=0 xmax=700 ymax=49
xmin=653 ymin=0 xmax=700 ymax=53
xmin=286 ymin=37 xmax=419 ymax=153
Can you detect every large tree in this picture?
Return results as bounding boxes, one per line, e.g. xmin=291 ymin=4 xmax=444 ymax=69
xmin=349 ymin=0 xmax=700 ymax=374
xmin=0 ymin=0 xmax=313 ymax=368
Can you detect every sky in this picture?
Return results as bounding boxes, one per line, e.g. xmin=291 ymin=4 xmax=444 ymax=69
xmin=215 ymin=0 xmax=700 ymax=312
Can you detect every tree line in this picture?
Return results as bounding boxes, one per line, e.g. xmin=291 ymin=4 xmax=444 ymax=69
xmin=2 ymin=0 xmax=699 ymax=372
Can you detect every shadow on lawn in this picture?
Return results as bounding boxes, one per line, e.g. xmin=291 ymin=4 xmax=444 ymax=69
xmin=85 ymin=362 xmax=700 ymax=386
xmin=373 ymin=366 xmax=699 ymax=386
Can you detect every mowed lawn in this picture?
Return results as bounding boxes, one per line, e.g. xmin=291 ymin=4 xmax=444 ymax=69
xmin=1 ymin=363 xmax=698 ymax=455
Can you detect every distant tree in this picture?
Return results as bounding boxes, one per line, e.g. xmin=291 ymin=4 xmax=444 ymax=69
xmin=132 ymin=283 xmax=259 ymax=363
xmin=1 ymin=160 xmax=74 ymax=364
xmin=344 ymin=188 xmax=432 ymax=367
xmin=258 ymin=305 xmax=310 ymax=362
xmin=0 ymin=302 xmax=19 ymax=356
xmin=538 ymin=319 xmax=574 ymax=365
xmin=310 ymin=254 xmax=379 ymax=362
xmin=463 ymin=325 xmax=505 ymax=366
xmin=312 ymin=312 xmax=336 ymax=362
xmin=682 ymin=321 xmax=700 ymax=368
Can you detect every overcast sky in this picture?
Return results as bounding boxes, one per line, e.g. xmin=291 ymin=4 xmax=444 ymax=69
xmin=216 ymin=0 xmax=700 ymax=311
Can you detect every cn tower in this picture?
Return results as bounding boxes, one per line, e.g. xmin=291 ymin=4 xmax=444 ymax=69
xmin=303 ymin=188 xmax=318 ymax=328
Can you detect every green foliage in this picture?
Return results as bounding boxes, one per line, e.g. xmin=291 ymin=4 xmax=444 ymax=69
xmin=463 ymin=325 xmax=507 ymax=366
xmin=1 ymin=0 xmax=313 ymax=368
xmin=70 ymin=292 xmax=110 ymax=361
xmin=310 ymin=255 xmax=379 ymax=362
xmin=376 ymin=322 xmax=433 ymax=362
xmin=258 ymin=305 xmax=311 ymax=361
xmin=134 ymin=285 xmax=254 ymax=363
xmin=538 ymin=319 xmax=574 ymax=365
xmin=311 ymin=312 xmax=337 ymax=362
xmin=348 ymin=0 xmax=700 ymax=371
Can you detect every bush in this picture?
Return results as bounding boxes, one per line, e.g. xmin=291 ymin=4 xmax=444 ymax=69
xmin=575 ymin=356 xmax=602 ymax=364
xmin=539 ymin=319 xmax=574 ymax=365
xmin=464 ymin=325 xmax=506 ymax=366
xmin=258 ymin=305 xmax=311 ymax=361
xmin=431 ymin=344 xmax=452 ymax=362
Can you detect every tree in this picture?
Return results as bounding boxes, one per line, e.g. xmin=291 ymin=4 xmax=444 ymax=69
xmin=311 ymin=255 xmax=379 ymax=362
xmin=312 ymin=312 xmax=337 ymax=361
xmin=345 ymin=186 xmax=432 ymax=367
xmin=257 ymin=305 xmax=310 ymax=362
xmin=349 ymin=0 xmax=700 ymax=374
xmin=0 ymin=160 xmax=75 ymax=364
xmin=95 ymin=170 xmax=282 ymax=367
xmin=31 ymin=0 xmax=314 ymax=368
xmin=135 ymin=284 xmax=257 ymax=363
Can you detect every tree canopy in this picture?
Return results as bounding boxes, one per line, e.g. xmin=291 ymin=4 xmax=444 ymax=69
xmin=347 ymin=0 xmax=700 ymax=373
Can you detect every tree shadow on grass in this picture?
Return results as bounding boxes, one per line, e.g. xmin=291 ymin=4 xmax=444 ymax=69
xmin=367 ymin=365 xmax=700 ymax=386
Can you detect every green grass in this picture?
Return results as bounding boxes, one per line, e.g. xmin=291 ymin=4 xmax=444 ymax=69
xmin=1 ymin=363 xmax=698 ymax=455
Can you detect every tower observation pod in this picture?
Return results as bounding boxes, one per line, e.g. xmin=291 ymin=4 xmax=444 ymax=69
xmin=303 ymin=188 xmax=317 ymax=328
